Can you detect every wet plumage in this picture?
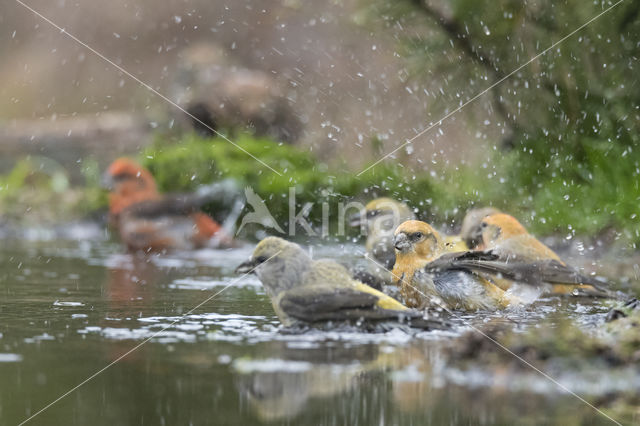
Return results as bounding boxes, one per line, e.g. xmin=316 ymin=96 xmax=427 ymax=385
xmin=479 ymin=213 xmax=610 ymax=297
xmin=347 ymin=198 xmax=415 ymax=291
xmin=349 ymin=198 xmax=415 ymax=270
xmin=235 ymin=237 xmax=446 ymax=329
xmin=348 ymin=198 xmax=467 ymax=290
xmin=392 ymin=220 xmax=514 ymax=310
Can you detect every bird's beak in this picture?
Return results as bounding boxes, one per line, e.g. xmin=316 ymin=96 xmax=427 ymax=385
xmin=235 ymin=257 xmax=258 ymax=274
xmin=348 ymin=211 xmax=364 ymax=227
xmin=394 ymin=233 xmax=410 ymax=251
xmin=101 ymin=172 xmax=115 ymax=190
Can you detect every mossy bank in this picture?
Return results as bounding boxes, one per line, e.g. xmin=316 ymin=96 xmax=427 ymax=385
xmin=140 ymin=133 xmax=640 ymax=246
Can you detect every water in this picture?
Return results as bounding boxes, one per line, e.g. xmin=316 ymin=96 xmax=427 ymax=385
xmin=0 ymin=234 xmax=636 ymax=425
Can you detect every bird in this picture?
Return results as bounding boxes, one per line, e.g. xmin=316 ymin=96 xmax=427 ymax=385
xmin=347 ymin=197 xmax=466 ymax=291
xmin=459 ymin=207 xmax=501 ymax=249
xmin=345 ymin=197 xmax=415 ymax=291
xmin=104 ymin=158 xmax=234 ymax=252
xmin=479 ymin=213 xmax=610 ymax=297
xmin=392 ymin=220 xmax=514 ymax=311
xmin=349 ymin=197 xmax=416 ymax=270
xmin=234 ymin=236 xmax=448 ymax=330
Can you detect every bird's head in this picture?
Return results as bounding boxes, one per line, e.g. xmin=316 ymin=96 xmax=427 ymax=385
xmin=459 ymin=207 xmax=500 ymax=249
xmin=349 ymin=197 xmax=415 ymax=235
xmin=480 ymin=213 xmax=528 ymax=246
xmin=393 ymin=220 xmax=444 ymax=261
xmin=235 ymin=236 xmax=309 ymax=297
xmin=103 ymin=158 xmax=159 ymax=216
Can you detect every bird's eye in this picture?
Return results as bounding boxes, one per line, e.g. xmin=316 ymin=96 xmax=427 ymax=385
xmin=410 ymin=232 xmax=424 ymax=242
xmin=367 ymin=210 xmax=379 ymax=218
xmin=255 ymin=256 xmax=268 ymax=264
xmin=481 ymin=222 xmax=488 ymax=228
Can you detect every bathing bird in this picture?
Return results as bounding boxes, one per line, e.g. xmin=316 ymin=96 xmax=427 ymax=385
xmin=459 ymin=207 xmax=501 ymax=249
xmin=347 ymin=198 xmax=415 ymax=291
xmin=393 ymin=219 xmax=611 ymax=310
xmin=348 ymin=197 xmax=466 ymax=291
xmin=349 ymin=198 xmax=416 ymax=270
xmin=392 ymin=220 xmax=514 ymax=311
xmin=349 ymin=197 xmax=469 ymax=268
xmin=478 ymin=213 xmax=610 ymax=296
xmin=235 ymin=236 xmax=447 ymax=330
xmin=104 ymin=158 xmax=234 ymax=252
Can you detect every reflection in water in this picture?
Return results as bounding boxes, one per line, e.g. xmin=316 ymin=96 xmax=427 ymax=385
xmin=235 ymin=344 xmax=380 ymax=421
xmin=106 ymin=255 xmax=158 ymax=313
xmin=102 ymin=254 xmax=160 ymax=365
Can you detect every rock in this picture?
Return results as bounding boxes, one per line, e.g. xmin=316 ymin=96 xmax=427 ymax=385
xmin=172 ymin=43 xmax=303 ymax=144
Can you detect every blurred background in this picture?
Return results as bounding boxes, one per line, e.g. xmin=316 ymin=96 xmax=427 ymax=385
xmin=1 ymin=0 xmax=488 ymax=166
xmin=1 ymin=0 xmax=639 ymax=238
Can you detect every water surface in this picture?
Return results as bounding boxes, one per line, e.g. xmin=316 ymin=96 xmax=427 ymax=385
xmin=0 ymin=235 xmax=636 ymax=425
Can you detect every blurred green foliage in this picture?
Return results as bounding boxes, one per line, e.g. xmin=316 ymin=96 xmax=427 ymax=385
xmin=142 ymin=134 xmax=460 ymax=229
xmin=357 ymin=0 xmax=640 ymax=242
xmin=0 ymin=156 xmax=106 ymax=225
xmin=139 ymin=131 xmax=640 ymax=243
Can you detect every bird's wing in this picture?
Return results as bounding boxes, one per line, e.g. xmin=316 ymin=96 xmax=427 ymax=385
xmin=425 ymin=251 xmax=609 ymax=290
xmin=279 ymin=285 xmax=414 ymax=322
xmin=122 ymin=194 xmax=212 ymax=218
xmin=424 ymin=251 xmax=500 ymax=269
xmin=279 ymin=285 xmax=448 ymax=330
xmin=350 ymin=266 xmax=390 ymax=291
xmin=124 ymin=179 xmax=242 ymax=219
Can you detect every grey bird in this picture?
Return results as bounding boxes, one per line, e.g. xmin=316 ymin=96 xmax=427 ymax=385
xmin=235 ymin=236 xmax=448 ymax=330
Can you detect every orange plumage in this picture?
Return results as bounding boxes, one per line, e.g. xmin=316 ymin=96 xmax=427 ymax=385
xmin=480 ymin=213 xmax=562 ymax=262
xmin=480 ymin=213 xmax=607 ymax=296
xmin=392 ymin=220 xmax=514 ymax=310
xmin=391 ymin=220 xmax=444 ymax=307
xmin=105 ymin=158 xmax=232 ymax=252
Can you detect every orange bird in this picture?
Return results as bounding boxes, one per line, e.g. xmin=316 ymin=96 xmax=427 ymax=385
xmin=479 ymin=213 xmax=610 ymax=296
xmin=391 ymin=220 xmax=514 ymax=310
xmin=104 ymin=158 xmax=234 ymax=252
xmin=459 ymin=207 xmax=501 ymax=249
xmin=391 ymin=219 xmax=612 ymax=310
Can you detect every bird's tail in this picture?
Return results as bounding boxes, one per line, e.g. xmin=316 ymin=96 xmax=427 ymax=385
xmin=550 ymin=282 xmax=622 ymax=299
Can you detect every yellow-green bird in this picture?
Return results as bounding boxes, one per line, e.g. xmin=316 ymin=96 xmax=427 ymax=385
xmin=235 ymin=236 xmax=447 ymax=329
xmin=347 ymin=198 xmax=415 ymax=291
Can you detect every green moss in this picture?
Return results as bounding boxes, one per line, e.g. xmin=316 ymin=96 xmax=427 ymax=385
xmin=137 ymin=132 xmax=640 ymax=245
xmin=451 ymin=316 xmax=640 ymax=369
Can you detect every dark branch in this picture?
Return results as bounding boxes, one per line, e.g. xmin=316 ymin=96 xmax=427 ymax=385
xmin=410 ymin=0 xmax=519 ymax=146
xmin=411 ymin=0 xmax=504 ymax=77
